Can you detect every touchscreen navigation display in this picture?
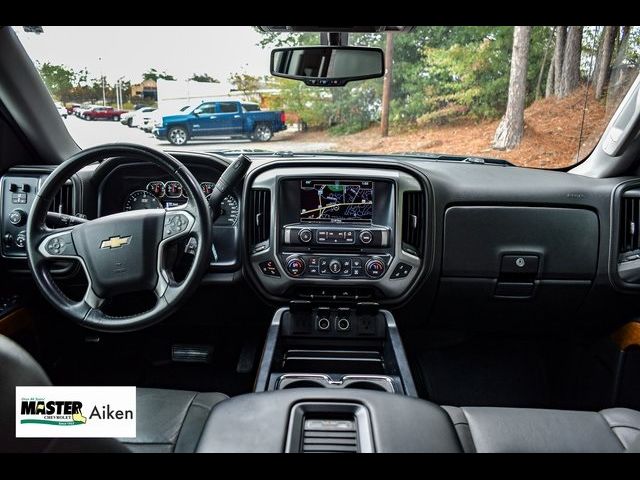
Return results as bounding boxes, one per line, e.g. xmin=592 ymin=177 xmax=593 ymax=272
xmin=300 ymin=180 xmax=373 ymax=223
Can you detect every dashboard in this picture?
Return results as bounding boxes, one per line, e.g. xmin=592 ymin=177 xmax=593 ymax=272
xmin=4 ymin=150 xmax=640 ymax=329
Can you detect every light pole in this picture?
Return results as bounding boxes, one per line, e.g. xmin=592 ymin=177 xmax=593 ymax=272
xmin=99 ymin=56 xmax=106 ymax=106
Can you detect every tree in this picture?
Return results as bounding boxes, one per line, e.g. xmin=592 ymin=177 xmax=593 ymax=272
xmin=189 ymin=73 xmax=219 ymax=83
xmin=143 ymin=68 xmax=175 ymax=81
xmin=38 ymin=62 xmax=75 ymax=103
xmin=559 ymin=26 xmax=583 ymax=98
xmin=493 ymin=26 xmax=532 ymax=150
xmin=550 ymin=26 xmax=566 ymax=96
xmin=535 ymin=27 xmax=554 ymax=99
xmin=595 ymin=26 xmax=617 ymax=99
xmin=381 ymin=32 xmax=394 ymax=137
xmin=229 ymin=73 xmax=261 ymax=101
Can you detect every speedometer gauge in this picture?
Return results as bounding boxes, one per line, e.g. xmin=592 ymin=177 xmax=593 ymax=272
xmin=123 ymin=190 xmax=162 ymax=211
xmin=214 ymin=195 xmax=239 ymax=226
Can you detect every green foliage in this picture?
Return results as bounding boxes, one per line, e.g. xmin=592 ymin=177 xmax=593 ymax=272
xmin=38 ymin=62 xmax=75 ymax=102
xmin=189 ymin=73 xmax=219 ymax=83
xmin=228 ymin=73 xmax=262 ymax=102
xmin=143 ymin=68 xmax=175 ymax=81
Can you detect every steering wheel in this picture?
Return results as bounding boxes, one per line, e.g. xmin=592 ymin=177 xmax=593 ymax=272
xmin=26 ymin=144 xmax=212 ymax=332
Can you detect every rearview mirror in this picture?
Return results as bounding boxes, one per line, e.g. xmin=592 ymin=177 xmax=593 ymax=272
xmin=270 ymin=46 xmax=384 ymax=87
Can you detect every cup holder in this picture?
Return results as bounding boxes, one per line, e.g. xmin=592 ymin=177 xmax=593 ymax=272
xmin=281 ymin=379 xmax=326 ymax=389
xmin=342 ymin=381 xmax=388 ymax=392
xmin=276 ymin=374 xmax=395 ymax=393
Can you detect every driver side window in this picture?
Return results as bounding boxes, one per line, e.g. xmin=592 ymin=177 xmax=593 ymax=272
xmin=194 ymin=103 xmax=216 ymax=115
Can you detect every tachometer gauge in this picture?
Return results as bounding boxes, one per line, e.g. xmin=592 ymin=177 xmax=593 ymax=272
xmin=123 ymin=190 xmax=162 ymax=211
xmin=146 ymin=181 xmax=165 ymax=197
xmin=214 ymin=195 xmax=239 ymax=226
xmin=165 ymin=180 xmax=183 ymax=198
xmin=200 ymin=181 xmax=216 ymax=198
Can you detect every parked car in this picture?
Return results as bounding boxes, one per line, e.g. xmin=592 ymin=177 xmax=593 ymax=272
xmin=65 ymin=103 xmax=81 ymax=115
xmin=54 ymin=101 xmax=67 ymax=119
xmin=153 ymin=100 xmax=286 ymax=145
xmin=120 ymin=107 xmax=156 ymax=127
xmin=74 ymin=104 xmax=95 ymax=117
xmin=82 ymin=106 xmax=127 ymax=121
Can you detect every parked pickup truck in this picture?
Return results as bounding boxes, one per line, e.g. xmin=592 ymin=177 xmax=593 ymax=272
xmin=82 ymin=106 xmax=128 ymax=121
xmin=152 ymin=101 xmax=286 ymax=145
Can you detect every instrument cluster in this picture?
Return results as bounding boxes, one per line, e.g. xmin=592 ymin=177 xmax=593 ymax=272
xmin=123 ymin=180 xmax=238 ymax=226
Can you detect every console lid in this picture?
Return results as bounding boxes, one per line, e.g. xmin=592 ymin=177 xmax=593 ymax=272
xmin=196 ymin=388 xmax=461 ymax=453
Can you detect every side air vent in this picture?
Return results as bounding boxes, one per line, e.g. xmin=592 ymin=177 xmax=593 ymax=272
xmin=248 ymin=189 xmax=271 ymax=252
xmin=617 ymin=189 xmax=640 ymax=284
xmin=301 ymin=418 xmax=358 ymax=453
xmin=48 ymin=180 xmax=74 ymax=215
xmin=402 ymin=191 xmax=425 ymax=255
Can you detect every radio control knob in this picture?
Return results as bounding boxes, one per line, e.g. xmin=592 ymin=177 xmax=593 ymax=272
xmin=298 ymin=228 xmax=313 ymax=243
xmin=359 ymin=230 xmax=373 ymax=244
xmin=329 ymin=259 xmax=342 ymax=274
xmin=365 ymin=258 xmax=385 ymax=278
xmin=286 ymin=256 xmax=306 ymax=277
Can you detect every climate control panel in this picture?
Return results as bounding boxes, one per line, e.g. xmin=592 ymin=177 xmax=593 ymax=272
xmin=283 ymin=225 xmax=390 ymax=247
xmin=282 ymin=254 xmax=388 ymax=279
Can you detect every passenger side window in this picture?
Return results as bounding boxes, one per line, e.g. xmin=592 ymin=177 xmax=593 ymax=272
xmin=218 ymin=102 xmax=238 ymax=113
xmin=194 ymin=104 xmax=216 ymax=115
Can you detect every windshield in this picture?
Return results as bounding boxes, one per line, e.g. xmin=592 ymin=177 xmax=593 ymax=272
xmin=15 ymin=25 xmax=640 ymax=168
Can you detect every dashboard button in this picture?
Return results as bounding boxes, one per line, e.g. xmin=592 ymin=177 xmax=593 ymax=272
xmin=365 ymin=258 xmax=385 ymax=278
xmin=8 ymin=209 xmax=26 ymax=226
xmin=352 ymin=258 xmax=363 ymax=268
xmin=298 ymin=228 xmax=313 ymax=243
xmin=259 ymin=260 xmax=280 ymax=277
xmin=286 ymin=257 xmax=306 ymax=277
xmin=329 ymin=259 xmax=342 ymax=274
xmin=359 ymin=230 xmax=373 ymax=244
xmin=15 ymin=231 xmax=26 ymax=249
xmin=307 ymin=266 xmax=319 ymax=275
xmin=308 ymin=256 xmax=319 ymax=266
xmin=391 ymin=262 xmax=413 ymax=279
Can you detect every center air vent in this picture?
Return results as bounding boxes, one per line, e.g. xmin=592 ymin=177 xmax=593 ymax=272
xmin=248 ymin=189 xmax=271 ymax=252
xmin=402 ymin=191 xmax=425 ymax=256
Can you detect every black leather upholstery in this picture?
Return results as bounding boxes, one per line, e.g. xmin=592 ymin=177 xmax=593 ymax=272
xmin=0 ymin=334 xmax=226 ymax=453
xmin=443 ymin=406 xmax=640 ymax=453
xmin=119 ymin=389 xmax=227 ymax=453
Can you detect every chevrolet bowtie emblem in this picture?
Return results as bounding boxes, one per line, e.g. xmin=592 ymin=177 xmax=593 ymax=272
xmin=100 ymin=236 xmax=131 ymax=249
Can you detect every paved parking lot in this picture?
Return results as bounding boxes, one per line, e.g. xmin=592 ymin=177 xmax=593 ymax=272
xmin=62 ymin=115 xmax=336 ymax=153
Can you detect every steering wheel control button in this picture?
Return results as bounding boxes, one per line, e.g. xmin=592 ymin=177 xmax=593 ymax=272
xmin=298 ymin=228 xmax=313 ymax=243
xmin=286 ymin=257 xmax=305 ymax=277
xmin=163 ymin=213 xmax=191 ymax=238
xmin=8 ymin=209 xmax=26 ymax=226
xmin=359 ymin=230 xmax=373 ymax=244
xmin=44 ymin=232 xmax=76 ymax=256
xmin=365 ymin=258 xmax=386 ymax=278
xmin=501 ymin=254 xmax=539 ymax=274
xmin=391 ymin=262 xmax=413 ymax=279
xmin=259 ymin=260 xmax=280 ymax=277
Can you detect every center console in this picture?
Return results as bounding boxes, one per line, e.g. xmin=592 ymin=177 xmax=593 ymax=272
xmin=245 ymin=165 xmax=428 ymax=304
xmin=194 ymin=305 xmax=461 ymax=453
xmin=254 ymin=304 xmax=417 ymax=396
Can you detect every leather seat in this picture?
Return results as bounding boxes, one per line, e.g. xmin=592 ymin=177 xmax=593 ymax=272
xmin=0 ymin=334 xmax=226 ymax=453
xmin=444 ymin=406 xmax=640 ymax=453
